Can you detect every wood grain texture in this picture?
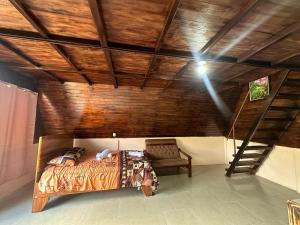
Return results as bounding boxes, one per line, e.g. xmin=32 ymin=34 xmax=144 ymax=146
xmin=230 ymin=70 xmax=300 ymax=148
xmin=211 ymin=0 xmax=300 ymax=57
xmin=23 ymin=0 xmax=99 ymax=40
xmin=38 ymin=80 xmax=241 ymax=138
xmin=3 ymin=37 xmax=71 ymax=68
xmin=0 ymin=0 xmax=36 ymax=31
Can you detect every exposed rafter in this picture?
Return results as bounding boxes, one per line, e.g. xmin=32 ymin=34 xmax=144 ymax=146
xmin=238 ymin=22 xmax=300 ymax=63
xmin=165 ymin=0 xmax=260 ymax=91
xmin=1 ymin=28 xmax=300 ymax=72
xmin=0 ymin=38 xmax=63 ymax=83
xmin=9 ymin=0 xmax=93 ymax=85
xmin=140 ymin=0 xmax=181 ymax=89
xmin=88 ymin=0 xmax=118 ymax=88
xmin=164 ymin=61 xmax=192 ymax=90
xmin=272 ymin=52 xmax=300 ymax=65
xmin=200 ymin=0 xmax=260 ymax=54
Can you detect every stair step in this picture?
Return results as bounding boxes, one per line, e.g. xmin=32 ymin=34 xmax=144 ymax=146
xmin=269 ymin=106 xmax=299 ymax=111
xmin=277 ymin=93 xmax=300 ymax=100
xmin=257 ymin=128 xmax=285 ymax=132
xmin=226 ymin=167 xmax=253 ymax=174
xmin=264 ymin=117 xmax=294 ymax=121
xmin=233 ymin=153 xmax=265 ymax=159
xmin=237 ymin=145 xmax=270 ymax=150
xmin=252 ymin=137 xmax=277 ymax=141
xmin=230 ymin=160 xmax=260 ymax=166
xmin=284 ymin=79 xmax=300 ymax=87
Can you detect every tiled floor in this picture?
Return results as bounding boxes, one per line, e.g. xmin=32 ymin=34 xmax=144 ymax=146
xmin=0 ymin=165 xmax=299 ymax=225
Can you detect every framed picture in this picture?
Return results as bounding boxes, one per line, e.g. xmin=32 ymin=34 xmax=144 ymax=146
xmin=249 ymin=76 xmax=270 ymax=101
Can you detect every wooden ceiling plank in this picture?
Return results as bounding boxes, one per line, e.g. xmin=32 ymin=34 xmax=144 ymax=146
xmin=88 ymin=0 xmax=118 ymax=88
xmin=164 ymin=61 xmax=192 ymax=90
xmin=0 ymin=38 xmax=63 ymax=83
xmin=200 ymin=0 xmax=260 ymax=54
xmin=9 ymin=0 xmax=92 ymax=85
xmin=164 ymin=0 xmax=259 ymax=90
xmin=1 ymin=28 xmax=300 ymax=72
xmin=140 ymin=0 xmax=181 ymax=89
xmin=238 ymin=23 xmax=300 ymax=63
xmin=272 ymin=52 xmax=300 ymax=65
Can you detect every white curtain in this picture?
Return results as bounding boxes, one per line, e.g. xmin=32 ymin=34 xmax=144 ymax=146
xmin=0 ymin=82 xmax=37 ymax=185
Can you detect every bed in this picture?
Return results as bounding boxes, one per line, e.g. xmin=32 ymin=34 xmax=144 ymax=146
xmin=32 ymin=135 xmax=158 ymax=213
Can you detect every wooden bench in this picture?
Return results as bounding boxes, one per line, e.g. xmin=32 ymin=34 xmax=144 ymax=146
xmin=145 ymin=139 xmax=192 ymax=177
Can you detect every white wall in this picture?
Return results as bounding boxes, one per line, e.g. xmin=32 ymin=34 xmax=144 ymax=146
xmin=257 ymin=146 xmax=300 ymax=193
xmin=74 ymin=137 xmax=226 ymax=165
xmin=225 ymin=139 xmax=300 ymax=193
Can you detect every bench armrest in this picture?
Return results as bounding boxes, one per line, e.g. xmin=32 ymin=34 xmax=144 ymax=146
xmin=179 ymin=148 xmax=192 ymax=160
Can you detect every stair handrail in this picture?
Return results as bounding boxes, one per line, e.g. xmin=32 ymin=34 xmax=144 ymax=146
xmin=226 ymin=69 xmax=290 ymax=177
xmin=227 ymin=89 xmax=250 ymax=138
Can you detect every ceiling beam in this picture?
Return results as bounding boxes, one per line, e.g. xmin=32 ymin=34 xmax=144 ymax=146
xmin=0 ymin=38 xmax=63 ymax=82
xmin=88 ymin=0 xmax=118 ymax=88
xmin=272 ymin=52 xmax=300 ymax=65
xmin=164 ymin=0 xmax=259 ymax=91
xmin=1 ymin=28 xmax=300 ymax=72
xmin=200 ymin=0 xmax=260 ymax=54
xmin=238 ymin=22 xmax=300 ymax=63
xmin=9 ymin=0 xmax=92 ymax=85
xmin=140 ymin=0 xmax=181 ymax=89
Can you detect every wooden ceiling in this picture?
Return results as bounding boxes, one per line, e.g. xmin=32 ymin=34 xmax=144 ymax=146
xmin=1 ymin=0 xmax=300 ymax=143
xmin=1 ymin=0 xmax=300 ymax=90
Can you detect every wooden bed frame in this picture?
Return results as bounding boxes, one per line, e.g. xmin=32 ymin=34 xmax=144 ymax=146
xmin=32 ymin=135 xmax=152 ymax=213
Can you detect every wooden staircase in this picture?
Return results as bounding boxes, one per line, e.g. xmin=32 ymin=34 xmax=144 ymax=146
xmin=226 ymin=70 xmax=299 ymax=177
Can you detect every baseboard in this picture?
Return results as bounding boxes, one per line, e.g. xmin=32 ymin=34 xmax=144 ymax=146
xmin=0 ymin=172 xmax=34 ymax=200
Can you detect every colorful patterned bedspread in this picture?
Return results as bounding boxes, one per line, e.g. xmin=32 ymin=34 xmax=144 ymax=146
xmin=120 ymin=151 xmax=158 ymax=192
xmin=38 ymin=151 xmax=158 ymax=194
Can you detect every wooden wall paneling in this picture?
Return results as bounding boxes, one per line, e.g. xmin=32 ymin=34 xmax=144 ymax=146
xmin=38 ymin=81 xmax=240 ymax=138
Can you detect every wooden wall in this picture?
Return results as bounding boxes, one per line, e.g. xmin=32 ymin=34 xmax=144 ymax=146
xmin=37 ymin=81 xmax=241 ymax=138
xmin=229 ymin=72 xmax=300 ymax=148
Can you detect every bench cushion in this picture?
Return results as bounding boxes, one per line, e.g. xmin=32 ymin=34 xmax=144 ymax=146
xmin=145 ymin=139 xmax=180 ymax=160
xmin=151 ymin=159 xmax=189 ymax=168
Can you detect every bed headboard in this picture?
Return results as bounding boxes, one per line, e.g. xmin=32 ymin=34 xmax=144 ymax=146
xmin=35 ymin=134 xmax=74 ymax=183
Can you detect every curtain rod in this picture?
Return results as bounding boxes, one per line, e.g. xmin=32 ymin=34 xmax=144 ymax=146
xmin=0 ymin=80 xmax=38 ymax=95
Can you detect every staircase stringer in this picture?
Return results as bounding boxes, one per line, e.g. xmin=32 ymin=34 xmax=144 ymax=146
xmin=226 ymin=69 xmax=290 ymax=177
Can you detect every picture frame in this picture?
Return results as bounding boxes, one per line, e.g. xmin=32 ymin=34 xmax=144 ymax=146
xmin=249 ymin=76 xmax=270 ymax=101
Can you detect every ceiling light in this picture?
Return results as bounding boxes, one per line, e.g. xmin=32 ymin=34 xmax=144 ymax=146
xmin=197 ymin=62 xmax=207 ymax=74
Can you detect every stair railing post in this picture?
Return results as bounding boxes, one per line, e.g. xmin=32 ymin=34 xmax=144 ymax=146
xmin=233 ymin=126 xmax=236 ymax=155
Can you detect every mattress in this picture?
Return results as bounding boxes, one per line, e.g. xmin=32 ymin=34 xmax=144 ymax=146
xmin=38 ymin=151 xmax=158 ymax=194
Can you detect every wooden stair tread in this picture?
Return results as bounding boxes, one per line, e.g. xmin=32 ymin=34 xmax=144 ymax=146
xmin=283 ymin=79 xmax=300 ymax=87
xmin=237 ymin=145 xmax=270 ymax=150
xmin=229 ymin=160 xmax=260 ymax=166
xmin=257 ymin=128 xmax=285 ymax=132
xmin=264 ymin=117 xmax=294 ymax=121
xmin=269 ymin=106 xmax=299 ymax=111
xmin=277 ymin=93 xmax=300 ymax=100
xmin=226 ymin=167 xmax=253 ymax=174
xmin=233 ymin=153 xmax=265 ymax=158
